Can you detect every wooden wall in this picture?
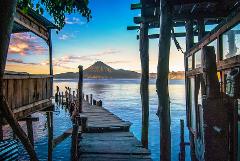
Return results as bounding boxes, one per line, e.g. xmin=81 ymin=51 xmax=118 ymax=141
xmin=2 ymin=74 xmax=52 ymax=120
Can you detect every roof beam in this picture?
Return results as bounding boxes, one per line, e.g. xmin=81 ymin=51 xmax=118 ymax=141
xmin=136 ymin=31 xmax=210 ymax=39
xmin=131 ymin=0 xmax=219 ymax=10
xmin=134 ymin=9 xmax=227 ymax=23
xmin=13 ymin=9 xmax=49 ymax=40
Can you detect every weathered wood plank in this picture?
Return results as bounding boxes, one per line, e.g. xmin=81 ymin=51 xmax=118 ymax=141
xmin=79 ymin=101 xmax=151 ymax=160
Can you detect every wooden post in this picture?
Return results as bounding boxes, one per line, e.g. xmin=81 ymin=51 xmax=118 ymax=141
xmin=197 ymin=19 xmax=205 ymax=41
xmin=47 ymin=112 xmax=53 ymax=161
xmin=61 ymin=92 xmax=64 ymax=104
xmin=71 ymin=122 xmax=79 ymax=161
xmin=86 ymin=95 xmax=89 ymax=103
xmin=90 ymin=94 xmax=93 ymax=105
xmin=179 ymin=119 xmax=185 ymax=161
xmin=81 ymin=116 xmax=88 ymax=132
xmin=98 ymin=100 xmax=102 ymax=107
xmin=156 ymin=0 xmax=172 ymax=160
xmin=93 ymin=99 xmax=96 ymax=105
xmin=48 ymin=29 xmax=53 ymax=97
xmin=185 ymin=20 xmax=197 ymax=161
xmin=201 ymin=46 xmax=229 ymax=161
xmin=73 ymin=91 xmax=75 ymax=100
xmin=78 ymin=66 xmax=83 ymax=113
xmin=26 ymin=117 xmax=34 ymax=146
xmin=139 ymin=0 xmax=149 ymax=148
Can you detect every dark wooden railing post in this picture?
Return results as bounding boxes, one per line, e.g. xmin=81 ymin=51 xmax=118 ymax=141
xmin=156 ymin=0 xmax=172 ymax=160
xmin=93 ymin=99 xmax=96 ymax=105
xmin=179 ymin=119 xmax=185 ymax=161
xmin=26 ymin=117 xmax=34 ymax=147
xmin=90 ymin=94 xmax=93 ymax=105
xmin=47 ymin=112 xmax=53 ymax=161
xmin=86 ymin=95 xmax=89 ymax=103
xmin=78 ymin=66 xmax=83 ymax=113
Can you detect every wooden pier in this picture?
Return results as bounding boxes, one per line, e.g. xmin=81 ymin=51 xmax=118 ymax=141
xmin=78 ymin=99 xmax=152 ymax=161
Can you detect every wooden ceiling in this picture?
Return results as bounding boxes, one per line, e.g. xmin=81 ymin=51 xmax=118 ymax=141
xmin=131 ymin=0 xmax=239 ymax=27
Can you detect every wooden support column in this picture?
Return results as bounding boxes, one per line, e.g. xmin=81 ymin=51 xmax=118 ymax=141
xmin=90 ymin=94 xmax=93 ymax=105
xmin=48 ymin=30 xmax=53 ymax=97
xmin=197 ymin=19 xmax=205 ymax=41
xmin=26 ymin=117 xmax=34 ymax=146
xmin=156 ymin=0 xmax=172 ymax=160
xmin=47 ymin=112 xmax=53 ymax=161
xmin=139 ymin=0 xmax=150 ymax=149
xmin=201 ymin=46 xmax=229 ymax=161
xmin=179 ymin=119 xmax=185 ymax=161
xmin=139 ymin=21 xmax=149 ymax=149
xmin=78 ymin=66 xmax=83 ymax=113
xmin=185 ymin=20 xmax=197 ymax=161
xmin=0 ymin=1 xmax=38 ymax=160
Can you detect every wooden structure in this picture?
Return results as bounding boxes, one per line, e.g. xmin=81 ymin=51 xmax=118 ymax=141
xmin=2 ymin=72 xmax=52 ymax=120
xmin=128 ymin=0 xmax=240 ymax=161
xmin=79 ymin=99 xmax=151 ymax=161
xmin=0 ymin=4 xmax=57 ymax=160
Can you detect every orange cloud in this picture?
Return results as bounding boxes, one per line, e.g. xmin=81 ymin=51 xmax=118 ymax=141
xmin=9 ymin=33 xmax=48 ymax=56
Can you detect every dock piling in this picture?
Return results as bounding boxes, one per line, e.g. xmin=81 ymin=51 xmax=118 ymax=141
xmin=179 ymin=119 xmax=185 ymax=161
xmin=26 ymin=117 xmax=34 ymax=147
xmin=86 ymin=95 xmax=89 ymax=103
xmin=78 ymin=65 xmax=83 ymax=113
xmin=93 ymin=99 xmax=96 ymax=105
xmin=90 ymin=94 xmax=93 ymax=105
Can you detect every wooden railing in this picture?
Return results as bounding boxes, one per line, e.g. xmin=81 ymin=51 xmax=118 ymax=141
xmin=3 ymin=73 xmax=52 ymax=119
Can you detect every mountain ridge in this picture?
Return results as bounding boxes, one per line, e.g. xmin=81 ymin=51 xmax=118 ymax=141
xmin=54 ymin=61 xmax=185 ymax=79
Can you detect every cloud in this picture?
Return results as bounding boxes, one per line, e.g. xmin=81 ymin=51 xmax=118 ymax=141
xmin=65 ymin=17 xmax=86 ymax=25
xmin=59 ymin=34 xmax=70 ymax=40
xmin=7 ymin=58 xmax=38 ymax=65
xmin=106 ymin=60 xmax=130 ymax=64
xmin=9 ymin=33 xmax=48 ymax=56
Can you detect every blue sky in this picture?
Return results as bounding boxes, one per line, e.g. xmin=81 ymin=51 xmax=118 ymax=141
xmin=6 ymin=0 xmax=185 ymax=74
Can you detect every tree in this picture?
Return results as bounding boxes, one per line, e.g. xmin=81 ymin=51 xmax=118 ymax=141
xmin=0 ymin=1 xmax=91 ymax=160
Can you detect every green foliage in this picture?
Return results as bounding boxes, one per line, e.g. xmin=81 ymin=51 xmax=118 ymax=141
xmin=17 ymin=0 xmax=91 ymax=30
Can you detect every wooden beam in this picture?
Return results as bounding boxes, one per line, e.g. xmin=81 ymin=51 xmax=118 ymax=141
xmin=52 ymin=128 xmax=72 ymax=149
xmin=156 ymin=0 xmax=172 ymax=160
xmin=14 ymin=9 xmax=49 ymax=40
xmin=26 ymin=116 xmax=34 ymax=146
xmin=139 ymin=21 xmax=149 ymax=149
xmin=47 ymin=111 xmax=53 ymax=161
xmin=134 ymin=10 xmax=227 ymax=23
xmin=136 ymin=31 xmax=210 ymax=39
xmin=197 ymin=19 xmax=206 ymax=41
xmin=78 ymin=66 xmax=83 ymax=113
xmin=185 ymin=19 xmax=197 ymax=161
xmin=20 ymin=117 xmax=39 ymax=122
xmin=131 ymin=1 xmax=219 ymax=9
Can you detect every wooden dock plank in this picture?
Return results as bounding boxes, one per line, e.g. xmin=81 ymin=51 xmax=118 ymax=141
xmin=81 ymin=100 xmax=131 ymax=133
xmin=79 ymin=101 xmax=151 ymax=160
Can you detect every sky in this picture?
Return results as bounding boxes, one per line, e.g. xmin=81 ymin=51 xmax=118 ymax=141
xmin=6 ymin=0 xmax=186 ymax=74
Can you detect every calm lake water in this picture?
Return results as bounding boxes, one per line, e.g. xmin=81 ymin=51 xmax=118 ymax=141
xmin=3 ymin=79 xmax=190 ymax=161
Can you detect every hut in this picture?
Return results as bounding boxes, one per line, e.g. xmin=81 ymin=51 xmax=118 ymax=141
xmin=1 ymin=7 xmax=57 ymax=124
xmin=0 ymin=7 xmax=57 ymax=159
xmin=128 ymin=0 xmax=240 ymax=161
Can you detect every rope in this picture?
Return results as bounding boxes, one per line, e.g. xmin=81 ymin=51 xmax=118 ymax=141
xmin=171 ymin=28 xmax=184 ymax=54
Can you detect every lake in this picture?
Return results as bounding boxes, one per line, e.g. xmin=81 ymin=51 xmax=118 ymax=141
xmin=3 ymin=79 xmax=190 ymax=161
